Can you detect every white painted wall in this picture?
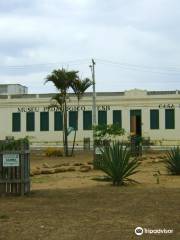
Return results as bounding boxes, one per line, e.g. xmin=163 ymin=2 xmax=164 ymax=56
xmin=0 ymin=89 xmax=180 ymax=147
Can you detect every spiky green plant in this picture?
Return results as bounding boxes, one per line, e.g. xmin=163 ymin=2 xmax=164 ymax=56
xmin=94 ymin=141 xmax=140 ymax=186
xmin=166 ymin=147 xmax=180 ymax=175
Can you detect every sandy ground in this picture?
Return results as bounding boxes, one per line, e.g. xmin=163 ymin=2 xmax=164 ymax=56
xmin=0 ymin=150 xmax=180 ymax=240
xmin=30 ymin=151 xmax=180 ymax=190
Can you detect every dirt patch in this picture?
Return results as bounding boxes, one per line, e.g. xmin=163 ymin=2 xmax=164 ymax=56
xmin=30 ymin=151 xmax=180 ymax=190
xmin=0 ymin=151 xmax=180 ymax=240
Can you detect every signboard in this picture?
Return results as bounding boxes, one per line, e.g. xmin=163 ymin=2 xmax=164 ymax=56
xmin=3 ymin=154 xmax=19 ymax=167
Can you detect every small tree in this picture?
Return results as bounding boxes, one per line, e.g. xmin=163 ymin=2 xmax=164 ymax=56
xmin=70 ymin=78 xmax=92 ymax=155
xmin=45 ymin=68 xmax=78 ymax=156
xmin=45 ymin=68 xmax=91 ymax=157
xmin=94 ymin=124 xmax=125 ymax=147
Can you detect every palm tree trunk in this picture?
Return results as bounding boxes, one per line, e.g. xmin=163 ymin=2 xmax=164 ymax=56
xmin=71 ymin=102 xmax=79 ymax=156
xmin=64 ymin=101 xmax=68 ymax=156
xmin=71 ymin=129 xmax=77 ymax=156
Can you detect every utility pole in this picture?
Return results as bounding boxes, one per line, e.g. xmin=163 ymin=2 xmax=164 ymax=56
xmin=89 ymin=59 xmax=96 ymax=160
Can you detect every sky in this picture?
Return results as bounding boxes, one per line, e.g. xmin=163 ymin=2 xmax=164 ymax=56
xmin=0 ymin=0 xmax=180 ymax=93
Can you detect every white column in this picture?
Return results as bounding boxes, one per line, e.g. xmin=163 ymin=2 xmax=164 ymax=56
xmin=21 ymin=112 xmax=26 ymax=133
xmin=142 ymin=107 xmax=149 ymax=138
xmin=35 ymin=111 xmax=40 ymax=133
xmin=108 ymin=109 xmax=113 ymax=124
xmin=78 ymin=110 xmax=83 ymax=130
xmin=49 ymin=111 xmax=54 ymax=132
xmin=123 ymin=108 xmax=130 ymax=134
xmin=159 ymin=108 xmax=164 ymax=130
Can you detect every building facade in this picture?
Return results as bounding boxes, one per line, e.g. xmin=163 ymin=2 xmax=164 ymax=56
xmin=0 ymin=88 xmax=180 ymax=147
xmin=0 ymin=84 xmax=28 ymax=95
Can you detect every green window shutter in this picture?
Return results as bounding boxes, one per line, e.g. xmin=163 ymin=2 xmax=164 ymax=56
xmin=12 ymin=113 xmax=21 ymax=132
xmin=26 ymin=112 xmax=35 ymax=131
xmin=113 ymin=110 xmax=122 ymax=127
xmin=165 ymin=109 xmax=175 ymax=129
xmin=54 ymin=112 xmax=63 ymax=131
xmin=83 ymin=111 xmax=92 ymax=130
xmin=98 ymin=111 xmax=107 ymax=125
xmin=150 ymin=110 xmax=159 ymax=129
xmin=40 ymin=112 xmax=49 ymax=131
xmin=69 ymin=111 xmax=78 ymax=130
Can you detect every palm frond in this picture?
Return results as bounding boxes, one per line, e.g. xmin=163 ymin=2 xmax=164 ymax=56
xmin=51 ymin=93 xmax=65 ymax=107
xmin=45 ymin=68 xmax=78 ymax=93
xmin=71 ymin=78 xmax=92 ymax=101
xmin=166 ymin=146 xmax=180 ymax=175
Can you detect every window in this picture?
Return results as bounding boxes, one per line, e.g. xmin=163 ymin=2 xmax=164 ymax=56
xmin=12 ymin=113 xmax=21 ymax=132
xmin=165 ymin=109 xmax=175 ymax=129
xmin=69 ymin=111 xmax=78 ymax=130
xmin=26 ymin=112 xmax=35 ymax=131
xmin=113 ymin=110 xmax=122 ymax=127
xmin=150 ymin=110 xmax=159 ymax=129
xmin=83 ymin=111 xmax=92 ymax=130
xmin=98 ymin=111 xmax=107 ymax=125
xmin=54 ymin=112 xmax=63 ymax=131
xmin=40 ymin=112 xmax=49 ymax=131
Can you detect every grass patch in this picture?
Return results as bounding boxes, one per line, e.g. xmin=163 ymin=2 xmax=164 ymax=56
xmin=0 ymin=214 xmax=9 ymax=220
xmin=31 ymin=175 xmax=51 ymax=183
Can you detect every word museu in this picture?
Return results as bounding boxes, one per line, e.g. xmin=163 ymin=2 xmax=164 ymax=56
xmin=0 ymin=84 xmax=180 ymax=148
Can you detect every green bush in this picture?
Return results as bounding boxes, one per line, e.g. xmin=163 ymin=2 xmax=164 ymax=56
xmin=166 ymin=147 xmax=180 ymax=175
xmin=0 ymin=137 xmax=29 ymax=151
xmin=94 ymin=141 xmax=140 ymax=186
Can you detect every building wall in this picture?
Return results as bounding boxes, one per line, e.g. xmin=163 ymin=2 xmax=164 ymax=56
xmin=0 ymin=84 xmax=28 ymax=95
xmin=0 ymin=89 xmax=180 ymax=147
xmin=7 ymin=85 xmax=28 ymax=94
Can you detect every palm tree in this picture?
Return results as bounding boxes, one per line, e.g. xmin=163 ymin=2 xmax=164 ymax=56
xmin=70 ymin=78 xmax=92 ymax=155
xmin=45 ymin=68 xmax=78 ymax=156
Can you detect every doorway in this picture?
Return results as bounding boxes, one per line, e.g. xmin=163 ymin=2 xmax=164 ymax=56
xmin=130 ymin=110 xmax=142 ymax=136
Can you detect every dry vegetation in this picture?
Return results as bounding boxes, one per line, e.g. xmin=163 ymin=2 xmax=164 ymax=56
xmin=0 ymin=150 xmax=180 ymax=240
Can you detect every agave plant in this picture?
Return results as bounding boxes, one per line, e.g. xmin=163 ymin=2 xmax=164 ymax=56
xmin=166 ymin=147 xmax=180 ymax=175
xmin=94 ymin=141 xmax=140 ymax=186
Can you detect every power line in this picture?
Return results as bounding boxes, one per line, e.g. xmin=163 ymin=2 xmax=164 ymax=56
xmin=0 ymin=57 xmax=180 ymax=76
xmin=0 ymin=58 xmax=90 ymax=69
xmin=96 ymin=58 xmax=180 ymax=71
xmin=96 ymin=58 xmax=180 ymax=75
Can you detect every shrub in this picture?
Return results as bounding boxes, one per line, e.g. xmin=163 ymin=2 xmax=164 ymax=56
xmin=94 ymin=124 xmax=125 ymax=143
xmin=166 ymin=147 xmax=180 ymax=175
xmin=45 ymin=147 xmax=64 ymax=157
xmin=0 ymin=137 xmax=29 ymax=151
xmin=94 ymin=141 xmax=140 ymax=186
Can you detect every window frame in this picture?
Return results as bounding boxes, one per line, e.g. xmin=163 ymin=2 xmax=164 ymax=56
xmin=98 ymin=110 xmax=107 ymax=125
xmin=83 ymin=111 xmax=92 ymax=130
xmin=12 ymin=112 xmax=21 ymax=132
xmin=69 ymin=111 xmax=78 ymax=130
xmin=150 ymin=109 xmax=159 ymax=130
xmin=40 ymin=112 xmax=49 ymax=131
xmin=113 ymin=110 xmax=122 ymax=128
xmin=54 ymin=111 xmax=63 ymax=131
xmin=26 ymin=112 xmax=35 ymax=132
xmin=165 ymin=109 xmax=175 ymax=129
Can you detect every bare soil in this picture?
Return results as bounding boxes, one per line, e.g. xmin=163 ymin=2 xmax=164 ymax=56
xmin=0 ymin=151 xmax=180 ymax=240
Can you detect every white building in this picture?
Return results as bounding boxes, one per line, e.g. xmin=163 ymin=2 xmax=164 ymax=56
xmin=0 ymin=84 xmax=28 ymax=95
xmin=0 ymin=87 xmax=179 ymax=148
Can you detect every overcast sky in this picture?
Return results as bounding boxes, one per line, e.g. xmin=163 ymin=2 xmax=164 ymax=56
xmin=0 ymin=0 xmax=180 ymax=93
